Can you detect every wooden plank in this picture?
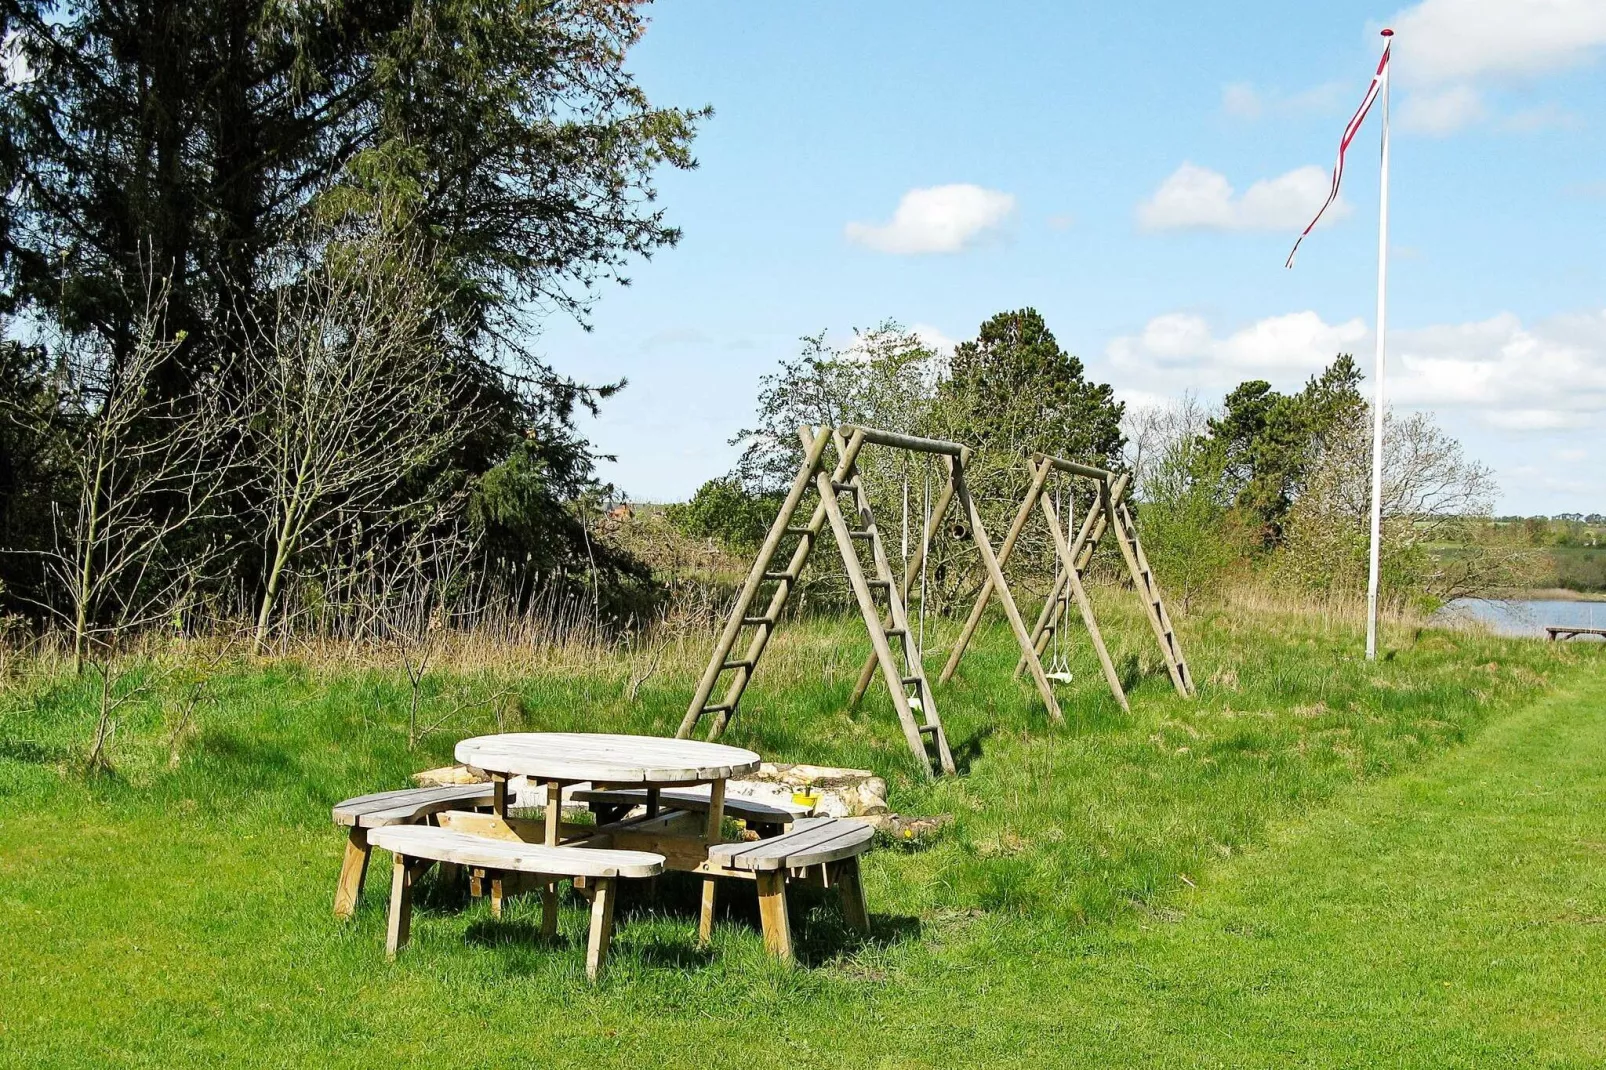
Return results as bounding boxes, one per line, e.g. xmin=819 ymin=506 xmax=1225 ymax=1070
xmin=839 ymin=424 xmax=966 ymax=457
xmin=333 ymin=826 xmax=371 ymax=919
xmin=367 ymin=826 xmax=666 ymax=878
xmin=573 ymin=788 xmax=801 ymax=825
xmin=710 ymin=818 xmax=874 ymax=872
xmin=333 ymin=783 xmax=494 ymax=827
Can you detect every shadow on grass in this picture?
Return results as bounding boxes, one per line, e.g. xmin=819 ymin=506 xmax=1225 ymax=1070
xmin=950 ymin=723 xmax=995 ymax=776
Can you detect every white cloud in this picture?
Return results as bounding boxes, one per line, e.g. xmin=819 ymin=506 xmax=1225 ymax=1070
xmin=1110 ymin=311 xmax=1368 ymax=390
xmin=844 ymin=184 xmax=1015 ymax=255
xmin=1398 ymin=84 xmax=1485 ymax=135
xmin=1108 ymin=307 xmax=1606 ymax=433
xmin=910 ymin=322 xmax=959 ymax=356
xmin=1387 ymin=0 xmax=1606 ymax=84
xmin=1221 ymin=81 xmax=1346 ymax=120
xmin=1383 ymin=0 xmax=1606 ymax=135
xmin=1222 ymin=83 xmax=1262 ymax=119
xmin=1137 ymin=164 xmax=1346 ymax=232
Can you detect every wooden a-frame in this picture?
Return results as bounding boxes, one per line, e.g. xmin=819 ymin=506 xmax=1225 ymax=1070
xmin=677 ymin=424 xmax=1064 ymax=778
xmin=941 ymin=455 xmax=1196 ymax=700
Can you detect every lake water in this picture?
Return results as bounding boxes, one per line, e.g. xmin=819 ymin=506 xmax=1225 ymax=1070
xmin=1438 ymin=597 xmax=1606 ymax=639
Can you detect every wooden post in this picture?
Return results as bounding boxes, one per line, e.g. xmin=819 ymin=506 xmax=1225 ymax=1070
xmin=698 ymin=778 xmax=726 ymax=944
xmin=848 ymin=469 xmax=960 ymax=708
xmin=835 ymin=857 xmax=870 ymax=935
xmin=1017 ymin=473 xmax=1129 ymax=678
xmin=385 ymin=853 xmax=415 ymax=959
xmin=1041 ymin=493 xmax=1129 ymax=711
xmin=953 ymin=457 xmax=1064 ymax=722
xmin=333 ymin=826 xmax=371 ymax=919
xmin=678 ymin=425 xmax=835 ymax=739
xmin=755 ymin=870 xmax=793 ymax=961
xmin=939 ymin=457 xmax=1053 ymax=684
xmin=585 ymin=877 xmax=616 ymax=981
xmin=817 ymin=453 xmax=934 ymax=774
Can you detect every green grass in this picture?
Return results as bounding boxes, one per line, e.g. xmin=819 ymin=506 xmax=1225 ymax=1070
xmin=1 ymin=596 xmax=1603 ymax=1065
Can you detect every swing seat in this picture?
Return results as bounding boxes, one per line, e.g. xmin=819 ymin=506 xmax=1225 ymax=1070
xmin=908 ymin=693 xmax=923 ymax=712
xmin=1045 ymin=671 xmax=1074 ymax=684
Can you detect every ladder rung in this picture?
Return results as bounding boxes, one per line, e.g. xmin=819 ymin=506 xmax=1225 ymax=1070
xmin=848 ymin=529 xmax=874 ymax=540
xmin=901 ymin=675 xmax=924 ymax=686
xmin=720 ymin=659 xmax=753 ymax=671
xmin=783 ymin=526 xmax=813 ymax=536
xmin=830 ymin=481 xmax=857 ymax=492
xmin=762 ymin=571 xmax=796 ymax=581
xmin=884 ymin=628 xmax=907 ymax=638
xmin=865 ymin=579 xmax=890 ymax=589
xmin=701 ymin=704 xmax=732 ymax=715
xmin=918 ymin=724 xmax=940 ymax=735
xmin=741 ymin=616 xmax=774 ymax=626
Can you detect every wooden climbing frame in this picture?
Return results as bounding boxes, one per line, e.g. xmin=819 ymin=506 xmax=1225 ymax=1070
xmin=677 ymin=424 xmax=1063 ymax=778
xmin=941 ymin=454 xmax=1196 ymax=701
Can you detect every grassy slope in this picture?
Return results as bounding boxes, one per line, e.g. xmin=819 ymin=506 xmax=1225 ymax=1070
xmin=1 ymin=600 xmax=1603 ymax=1065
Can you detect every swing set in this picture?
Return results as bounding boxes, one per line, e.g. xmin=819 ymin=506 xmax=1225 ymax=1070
xmin=678 ymin=430 xmax=1193 ymax=778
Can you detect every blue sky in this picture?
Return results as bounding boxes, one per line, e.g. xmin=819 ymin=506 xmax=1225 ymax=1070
xmin=539 ymin=0 xmax=1606 ymax=515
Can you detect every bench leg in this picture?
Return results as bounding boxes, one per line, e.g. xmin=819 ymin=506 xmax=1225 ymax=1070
xmin=489 ymin=873 xmax=505 ymax=919
xmin=386 ymin=853 xmax=416 ymax=958
xmin=698 ymin=878 xmax=718 ymax=944
xmin=755 ymin=870 xmax=793 ymax=962
xmin=835 ymin=857 xmax=870 ymax=935
xmin=585 ymin=877 xmax=616 ymax=982
xmin=334 ymin=827 xmax=371 ymax=919
xmin=541 ymin=879 xmax=560 ymax=938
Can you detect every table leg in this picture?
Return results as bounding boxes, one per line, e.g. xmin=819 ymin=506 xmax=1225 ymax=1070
xmin=645 ymin=786 xmax=660 ymax=818
xmin=492 ymin=774 xmax=509 ymax=818
xmin=698 ymin=778 xmax=727 ymax=943
xmin=586 ymin=877 xmax=616 ymax=982
xmin=541 ymin=878 xmax=560 ymax=938
xmin=543 ymin=780 xmax=563 ymax=846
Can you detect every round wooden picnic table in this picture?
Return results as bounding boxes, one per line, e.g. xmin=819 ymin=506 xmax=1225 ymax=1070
xmin=455 ymin=732 xmax=760 ymax=788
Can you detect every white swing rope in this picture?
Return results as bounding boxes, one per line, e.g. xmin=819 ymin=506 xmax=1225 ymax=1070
xmin=1046 ymin=481 xmax=1073 ymax=683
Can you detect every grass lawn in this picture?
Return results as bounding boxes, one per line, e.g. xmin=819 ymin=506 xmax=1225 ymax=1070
xmin=1 ymin=598 xmax=1603 ymax=1066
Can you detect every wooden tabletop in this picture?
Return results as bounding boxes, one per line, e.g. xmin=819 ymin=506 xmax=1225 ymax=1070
xmin=455 ymin=732 xmax=761 ymax=785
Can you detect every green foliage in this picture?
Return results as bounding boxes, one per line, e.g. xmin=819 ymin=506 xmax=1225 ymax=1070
xmin=1133 ymin=435 xmax=1243 ymax=613
xmin=0 ymin=613 xmax=1602 ymax=1063
xmin=936 ymin=308 xmax=1124 ymax=467
xmin=666 ymin=478 xmax=781 ymax=552
xmin=1207 ymin=354 xmax=1364 ymax=544
xmin=0 ymin=0 xmax=704 ymax=623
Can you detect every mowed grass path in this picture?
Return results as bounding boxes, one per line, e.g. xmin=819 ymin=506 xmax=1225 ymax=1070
xmin=1 ymin=611 xmax=1604 ymax=1065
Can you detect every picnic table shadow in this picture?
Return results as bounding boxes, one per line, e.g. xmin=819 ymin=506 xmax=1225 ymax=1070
xmin=456 ymin=871 xmax=921 ymax=971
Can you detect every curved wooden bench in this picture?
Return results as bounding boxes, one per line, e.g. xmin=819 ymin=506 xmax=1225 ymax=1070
xmin=574 ymin=787 xmax=800 ymax=834
xmin=706 ymin=817 xmax=874 ymax=960
xmin=331 ymin=784 xmax=495 ymax=919
xmin=368 ymin=825 xmax=664 ymax=980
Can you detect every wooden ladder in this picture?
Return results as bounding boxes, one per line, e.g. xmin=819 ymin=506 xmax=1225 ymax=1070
xmin=819 ymin=431 xmax=954 ymax=776
xmin=677 ymin=427 xmax=954 ymax=777
xmin=1106 ymin=495 xmax=1195 ymax=697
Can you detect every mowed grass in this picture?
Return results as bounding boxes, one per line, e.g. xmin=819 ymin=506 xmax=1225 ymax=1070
xmin=0 ymin=593 xmax=1603 ymax=1065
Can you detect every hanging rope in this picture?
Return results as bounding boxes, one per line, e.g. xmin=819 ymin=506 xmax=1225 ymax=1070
xmin=1047 ymin=481 xmax=1072 ymax=683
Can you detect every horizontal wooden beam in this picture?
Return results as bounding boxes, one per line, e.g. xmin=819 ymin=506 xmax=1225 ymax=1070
xmin=839 ymin=425 xmax=966 ymax=457
xmin=1032 ymin=453 xmax=1114 ymax=482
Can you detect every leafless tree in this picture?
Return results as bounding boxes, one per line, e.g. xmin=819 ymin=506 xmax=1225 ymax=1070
xmin=242 ymin=228 xmax=480 ymax=652
xmin=1279 ymin=406 xmax=1511 ymax=599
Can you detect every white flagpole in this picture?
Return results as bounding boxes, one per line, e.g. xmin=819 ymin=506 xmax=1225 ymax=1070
xmin=1365 ymin=29 xmax=1393 ymax=661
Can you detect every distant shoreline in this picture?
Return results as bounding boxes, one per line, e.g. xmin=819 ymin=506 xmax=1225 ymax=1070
xmin=1469 ymin=588 xmax=1606 ymax=603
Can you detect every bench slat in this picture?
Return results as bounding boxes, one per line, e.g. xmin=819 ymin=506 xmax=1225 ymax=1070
xmin=574 ymin=788 xmax=800 ymax=824
xmin=333 ymin=784 xmax=495 ymax=828
xmin=709 ymin=817 xmax=874 ymax=872
xmin=367 ymin=826 xmax=664 ymax=878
